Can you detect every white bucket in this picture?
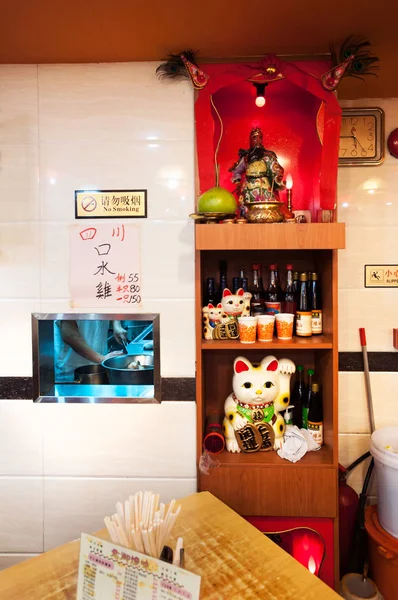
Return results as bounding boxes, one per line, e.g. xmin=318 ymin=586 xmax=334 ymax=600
xmin=370 ymin=427 xmax=398 ymax=538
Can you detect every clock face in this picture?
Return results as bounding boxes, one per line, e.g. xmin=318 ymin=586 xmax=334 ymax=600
xmin=339 ymin=108 xmax=384 ymax=166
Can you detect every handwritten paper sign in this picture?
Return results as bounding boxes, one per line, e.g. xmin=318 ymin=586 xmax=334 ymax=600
xmin=76 ymin=533 xmax=201 ymax=600
xmin=365 ymin=264 xmax=398 ymax=288
xmin=75 ymin=190 xmax=147 ymax=219
xmin=70 ymin=224 xmax=142 ymax=307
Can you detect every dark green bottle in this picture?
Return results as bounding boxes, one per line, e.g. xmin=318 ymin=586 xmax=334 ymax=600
xmin=291 ymin=365 xmax=305 ymax=428
xmin=302 ymin=368 xmax=314 ymax=429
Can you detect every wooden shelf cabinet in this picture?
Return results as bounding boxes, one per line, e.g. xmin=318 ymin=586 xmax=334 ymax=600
xmin=195 ymin=222 xmax=345 ymax=585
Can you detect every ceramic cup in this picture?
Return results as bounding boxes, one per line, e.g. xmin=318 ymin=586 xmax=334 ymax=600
xmin=238 ymin=316 xmax=258 ymax=344
xmin=257 ymin=315 xmax=275 ymax=342
xmin=275 ymin=313 xmax=295 ymax=340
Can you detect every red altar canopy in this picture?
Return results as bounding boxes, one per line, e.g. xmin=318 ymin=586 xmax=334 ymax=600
xmin=195 ymin=56 xmax=341 ymax=214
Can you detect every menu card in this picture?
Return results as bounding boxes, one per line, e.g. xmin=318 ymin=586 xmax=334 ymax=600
xmin=76 ymin=533 xmax=201 ymax=600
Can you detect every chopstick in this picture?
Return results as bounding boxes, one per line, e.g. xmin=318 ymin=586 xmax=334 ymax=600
xmin=104 ymin=491 xmax=181 ymax=559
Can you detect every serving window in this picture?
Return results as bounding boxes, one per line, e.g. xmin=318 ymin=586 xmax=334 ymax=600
xmin=32 ymin=313 xmax=161 ymax=403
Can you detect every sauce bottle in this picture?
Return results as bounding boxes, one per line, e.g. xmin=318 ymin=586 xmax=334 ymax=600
xmin=296 ymin=273 xmax=312 ymax=337
xmin=249 ymin=264 xmax=265 ymax=314
xmin=219 ymin=260 xmax=228 ymax=302
xmin=284 ymin=264 xmax=297 ymax=315
xmin=310 ymin=272 xmax=323 ymax=335
xmin=232 ymin=277 xmax=240 ymax=294
xmin=266 ymin=264 xmax=282 ymax=315
xmin=308 ymin=382 xmax=323 ymax=445
xmin=302 ymin=368 xmax=314 ymax=429
xmin=291 ymin=365 xmax=305 ymax=428
xmin=203 ymin=277 xmax=216 ymax=306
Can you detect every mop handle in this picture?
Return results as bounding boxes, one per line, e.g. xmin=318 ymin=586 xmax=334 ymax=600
xmin=359 ymin=328 xmax=376 ymax=434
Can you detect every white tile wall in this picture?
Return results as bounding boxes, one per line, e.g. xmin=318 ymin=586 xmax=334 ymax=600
xmin=0 ymin=62 xmax=197 ymax=565
xmin=0 ymin=478 xmax=43 ymax=552
xmin=0 ymin=401 xmax=42 ymax=475
xmin=0 ymin=65 xmax=38 ymax=145
xmin=44 ymin=477 xmax=196 ymax=550
xmin=0 ymin=300 xmax=41 ymax=376
xmin=0 ymin=223 xmax=41 ymax=298
xmin=0 ymin=144 xmax=39 ymax=222
xmin=339 ymin=371 xmax=398 ymax=434
xmin=41 ymin=402 xmax=196 ymax=477
xmin=38 ymin=64 xmax=194 ymax=143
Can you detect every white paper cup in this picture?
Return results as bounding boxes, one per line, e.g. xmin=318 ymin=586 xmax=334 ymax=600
xmin=238 ymin=316 xmax=258 ymax=343
xmin=257 ymin=315 xmax=275 ymax=342
xmin=275 ymin=313 xmax=295 ymax=340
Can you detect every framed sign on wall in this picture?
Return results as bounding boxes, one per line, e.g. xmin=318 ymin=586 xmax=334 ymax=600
xmin=75 ymin=190 xmax=147 ymax=219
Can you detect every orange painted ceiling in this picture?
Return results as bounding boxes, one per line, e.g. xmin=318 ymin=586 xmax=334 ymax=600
xmin=0 ymin=0 xmax=397 ymax=98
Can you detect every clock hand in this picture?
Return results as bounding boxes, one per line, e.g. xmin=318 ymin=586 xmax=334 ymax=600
xmin=352 ymin=134 xmax=365 ymax=150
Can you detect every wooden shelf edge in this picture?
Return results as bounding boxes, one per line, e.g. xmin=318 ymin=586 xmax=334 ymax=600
xmin=206 ymin=445 xmax=335 ymax=468
xmin=195 ymin=222 xmax=346 ymax=251
xmin=202 ymin=334 xmax=333 ymax=350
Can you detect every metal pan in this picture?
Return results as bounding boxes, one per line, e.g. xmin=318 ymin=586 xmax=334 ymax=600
xmin=102 ymin=354 xmax=154 ymax=385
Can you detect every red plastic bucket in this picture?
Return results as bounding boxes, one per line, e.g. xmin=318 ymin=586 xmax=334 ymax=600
xmin=365 ymin=505 xmax=398 ymax=600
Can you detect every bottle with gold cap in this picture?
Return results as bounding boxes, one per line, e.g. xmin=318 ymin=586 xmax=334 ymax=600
xmin=296 ymin=272 xmax=312 ymax=337
xmin=310 ymin=272 xmax=323 ymax=335
xmin=308 ymin=382 xmax=323 ymax=445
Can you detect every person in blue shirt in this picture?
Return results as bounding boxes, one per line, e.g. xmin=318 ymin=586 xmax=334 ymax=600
xmin=54 ymin=319 xmax=127 ymax=382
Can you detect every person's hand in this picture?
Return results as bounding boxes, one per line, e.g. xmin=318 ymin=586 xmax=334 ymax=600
xmin=102 ymin=351 xmax=124 ymax=362
xmin=113 ymin=322 xmax=128 ymax=345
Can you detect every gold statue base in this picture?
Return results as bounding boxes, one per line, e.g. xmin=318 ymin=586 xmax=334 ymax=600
xmin=245 ymin=201 xmax=285 ymax=224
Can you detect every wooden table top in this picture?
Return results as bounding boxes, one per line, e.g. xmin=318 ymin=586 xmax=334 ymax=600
xmin=0 ymin=491 xmax=339 ymax=599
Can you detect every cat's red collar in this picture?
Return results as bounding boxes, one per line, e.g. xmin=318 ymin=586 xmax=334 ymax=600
xmin=233 ymin=393 xmax=274 ymax=410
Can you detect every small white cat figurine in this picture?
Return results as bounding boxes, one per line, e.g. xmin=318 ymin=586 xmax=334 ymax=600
xmin=223 ymin=355 xmax=295 ymax=452
xmin=202 ymin=303 xmax=223 ymax=340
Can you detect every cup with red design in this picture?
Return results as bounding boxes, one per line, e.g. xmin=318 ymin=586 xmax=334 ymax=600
xmin=238 ymin=316 xmax=257 ymax=344
xmin=257 ymin=315 xmax=275 ymax=342
xmin=275 ymin=313 xmax=295 ymax=340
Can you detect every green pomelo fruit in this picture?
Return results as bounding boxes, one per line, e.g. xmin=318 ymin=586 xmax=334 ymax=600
xmin=197 ymin=186 xmax=237 ymax=214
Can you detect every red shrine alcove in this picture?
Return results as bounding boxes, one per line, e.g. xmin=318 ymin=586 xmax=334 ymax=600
xmin=195 ymin=56 xmax=342 ymax=220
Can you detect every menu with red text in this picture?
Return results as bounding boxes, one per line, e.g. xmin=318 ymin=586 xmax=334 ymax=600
xmin=76 ymin=534 xmax=201 ymax=600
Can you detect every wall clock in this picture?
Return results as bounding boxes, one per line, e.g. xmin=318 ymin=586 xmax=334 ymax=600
xmin=339 ymin=107 xmax=385 ymax=166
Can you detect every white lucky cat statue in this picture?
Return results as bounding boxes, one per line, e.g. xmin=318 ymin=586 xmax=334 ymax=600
xmin=223 ymin=355 xmax=296 ymax=453
xmin=221 ymin=288 xmax=250 ymax=318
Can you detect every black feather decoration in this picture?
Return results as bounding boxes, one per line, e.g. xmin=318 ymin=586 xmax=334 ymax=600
xmin=156 ymin=49 xmax=199 ymax=82
xmin=331 ymin=36 xmax=379 ymax=81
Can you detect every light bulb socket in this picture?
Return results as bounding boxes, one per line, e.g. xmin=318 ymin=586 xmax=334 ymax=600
xmin=254 ymin=82 xmax=267 ymax=97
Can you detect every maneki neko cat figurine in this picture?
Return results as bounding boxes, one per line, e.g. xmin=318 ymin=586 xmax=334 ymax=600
xmin=202 ymin=288 xmax=251 ymax=340
xmin=221 ymin=288 xmax=251 ymax=319
xmin=202 ymin=303 xmax=223 ymax=340
xmin=223 ymin=355 xmax=296 ymax=452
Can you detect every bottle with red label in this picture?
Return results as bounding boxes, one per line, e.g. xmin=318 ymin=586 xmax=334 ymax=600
xmin=266 ymin=264 xmax=282 ymax=315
